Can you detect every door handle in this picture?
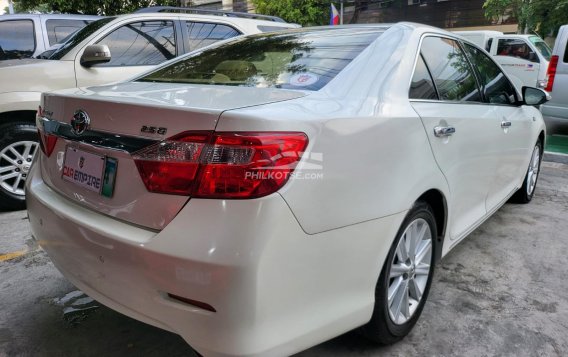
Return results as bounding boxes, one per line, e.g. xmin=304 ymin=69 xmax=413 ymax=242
xmin=433 ymin=126 xmax=456 ymax=137
xmin=501 ymin=120 xmax=512 ymax=128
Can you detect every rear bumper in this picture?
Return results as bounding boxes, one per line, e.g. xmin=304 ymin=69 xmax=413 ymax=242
xmin=26 ymin=161 xmax=405 ymax=356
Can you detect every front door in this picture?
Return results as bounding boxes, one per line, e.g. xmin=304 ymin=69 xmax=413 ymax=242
xmin=410 ymin=36 xmax=503 ymax=240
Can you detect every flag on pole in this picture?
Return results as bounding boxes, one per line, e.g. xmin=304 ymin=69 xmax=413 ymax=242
xmin=330 ymin=3 xmax=340 ymax=25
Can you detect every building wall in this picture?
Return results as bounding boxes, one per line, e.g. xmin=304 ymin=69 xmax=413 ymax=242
xmin=343 ymin=0 xmax=518 ymax=31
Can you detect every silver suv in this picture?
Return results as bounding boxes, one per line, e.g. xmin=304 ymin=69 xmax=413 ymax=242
xmin=0 ymin=13 xmax=101 ymax=60
xmin=0 ymin=8 xmax=298 ymax=210
xmin=542 ymin=25 xmax=568 ymax=134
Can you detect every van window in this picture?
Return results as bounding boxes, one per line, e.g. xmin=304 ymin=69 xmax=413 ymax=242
xmin=420 ymin=37 xmax=481 ymax=102
xmin=529 ymin=36 xmax=552 ymax=61
xmin=486 ymin=38 xmax=493 ymax=52
xmin=0 ymin=20 xmax=35 ymax=60
xmin=564 ymin=39 xmax=568 ymax=63
xmin=497 ymin=38 xmax=539 ymax=63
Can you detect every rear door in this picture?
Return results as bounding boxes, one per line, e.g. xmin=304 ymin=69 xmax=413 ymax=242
xmin=410 ymin=36 xmax=502 ymax=240
xmin=463 ymin=43 xmax=532 ymax=209
xmin=492 ymin=37 xmax=540 ymax=86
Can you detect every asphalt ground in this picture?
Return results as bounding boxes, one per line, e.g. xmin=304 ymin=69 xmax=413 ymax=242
xmin=1 ymin=161 xmax=567 ymax=357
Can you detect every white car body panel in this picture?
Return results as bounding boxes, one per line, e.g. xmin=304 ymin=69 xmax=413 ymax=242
xmin=26 ymin=23 xmax=547 ymax=356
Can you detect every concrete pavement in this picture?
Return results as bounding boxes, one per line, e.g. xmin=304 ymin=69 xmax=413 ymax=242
xmin=1 ymin=162 xmax=567 ymax=356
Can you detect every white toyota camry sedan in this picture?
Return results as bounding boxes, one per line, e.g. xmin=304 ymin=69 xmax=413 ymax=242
xmin=27 ymin=23 xmax=548 ymax=356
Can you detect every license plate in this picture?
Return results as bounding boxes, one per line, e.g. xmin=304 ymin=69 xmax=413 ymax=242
xmin=62 ymin=147 xmax=117 ymax=197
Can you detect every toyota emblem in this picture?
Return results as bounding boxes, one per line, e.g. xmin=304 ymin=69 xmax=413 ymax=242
xmin=71 ymin=110 xmax=90 ymax=135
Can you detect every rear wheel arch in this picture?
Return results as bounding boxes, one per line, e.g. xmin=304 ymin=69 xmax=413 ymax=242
xmin=416 ymin=189 xmax=447 ymax=262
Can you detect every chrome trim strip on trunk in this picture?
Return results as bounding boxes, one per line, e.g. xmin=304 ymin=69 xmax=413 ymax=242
xmin=38 ymin=117 xmax=157 ymax=153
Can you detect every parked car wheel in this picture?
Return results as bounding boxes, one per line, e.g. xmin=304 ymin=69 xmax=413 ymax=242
xmin=362 ymin=201 xmax=436 ymax=345
xmin=0 ymin=123 xmax=39 ymax=211
xmin=511 ymin=141 xmax=542 ymax=204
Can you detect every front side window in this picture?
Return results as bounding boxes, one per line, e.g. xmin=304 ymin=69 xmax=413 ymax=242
xmin=464 ymin=44 xmax=517 ymax=105
xmin=139 ymin=28 xmax=384 ymax=91
xmin=0 ymin=20 xmax=35 ymax=60
xmin=420 ymin=37 xmax=481 ymax=102
xmin=46 ymin=19 xmax=91 ymax=46
xmin=409 ymin=54 xmax=438 ymax=100
xmin=186 ymin=22 xmax=240 ymax=52
xmin=97 ymin=21 xmax=176 ymax=67
xmin=497 ymin=38 xmax=539 ymax=63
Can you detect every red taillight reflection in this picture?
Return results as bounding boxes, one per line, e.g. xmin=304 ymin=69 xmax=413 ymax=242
xmin=545 ymin=55 xmax=559 ymax=92
xmin=36 ymin=105 xmax=58 ymax=157
xmin=132 ymin=131 xmax=308 ymax=199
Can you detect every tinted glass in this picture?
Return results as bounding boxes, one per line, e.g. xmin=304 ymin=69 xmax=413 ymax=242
xmin=497 ymin=38 xmax=539 ymax=63
xmin=409 ymin=54 xmax=438 ymax=100
xmin=565 ymin=39 xmax=568 ymax=63
xmin=421 ymin=37 xmax=481 ymax=102
xmin=0 ymin=20 xmax=35 ymax=60
xmin=139 ymin=28 xmax=383 ymax=91
xmin=97 ymin=21 xmax=176 ymax=67
xmin=486 ymin=38 xmax=493 ymax=52
xmin=186 ymin=22 xmax=240 ymax=52
xmin=46 ymin=19 xmax=91 ymax=46
xmin=50 ymin=17 xmax=115 ymax=60
xmin=464 ymin=44 xmax=517 ymax=105
xmin=529 ymin=36 xmax=552 ymax=61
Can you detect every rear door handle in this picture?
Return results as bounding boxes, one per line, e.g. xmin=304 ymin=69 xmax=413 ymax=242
xmin=501 ymin=120 xmax=512 ymax=128
xmin=433 ymin=126 xmax=456 ymax=137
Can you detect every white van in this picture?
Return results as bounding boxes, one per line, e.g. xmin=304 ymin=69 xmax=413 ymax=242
xmin=541 ymin=25 xmax=568 ymax=134
xmin=455 ymin=31 xmax=552 ymax=88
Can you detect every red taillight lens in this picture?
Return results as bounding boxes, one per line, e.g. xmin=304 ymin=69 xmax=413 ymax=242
xmin=133 ymin=132 xmax=210 ymax=195
xmin=545 ymin=55 xmax=559 ymax=92
xmin=36 ymin=106 xmax=57 ymax=157
xmin=133 ymin=131 xmax=308 ymax=198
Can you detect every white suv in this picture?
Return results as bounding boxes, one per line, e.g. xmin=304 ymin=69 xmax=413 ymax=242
xmin=0 ymin=9 xmax=298 ymax=210
xmin=0 ymin=13 xmax=101 ymax=60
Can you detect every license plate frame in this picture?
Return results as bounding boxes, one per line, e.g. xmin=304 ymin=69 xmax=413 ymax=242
xmin=61 ymin=146 xmax=117 ymax=197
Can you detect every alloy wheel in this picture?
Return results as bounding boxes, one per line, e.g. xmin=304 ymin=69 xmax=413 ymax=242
xmin=0 ymin=141 xmax=38 ymax=196
xmin=388 ymin=218 xmax=432 ymax=325
xmin=526 ymin=144 xmax=540 ymax=196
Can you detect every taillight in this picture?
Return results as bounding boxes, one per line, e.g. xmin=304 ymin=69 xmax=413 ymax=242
xmin=133 ymin=131 xmax=308 ymax=198
xmin=545 ymin=55 xmax=559 ymax=92
xmin=36 ymin=106 xmax=57 ymax=157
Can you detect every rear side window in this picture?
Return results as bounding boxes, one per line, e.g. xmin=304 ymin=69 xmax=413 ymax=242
xmin=409 ymin=54 xmax=438 ymax=100
xmin=46 ymin=19 xmax=91 ymax=46
xmin=497 ymin=38 xmax=539 ymax=63
xmin=97 ymin=20 xmax=176 ymax=67
xmin=139 ymin=28 xmax=383 ymax=91
xmin=420 ymin=37 xmax=481 ymax=102
xmin=0 ymin=20 xmax=35 ymax=60
xmin=486 ymin=38 xmax=493 ymax=52
xmin=185 ymin=22 xmax=240 ymax=52
xmin=464 ymin=44 xmax=517 ymax=105
xmin=564 ymin=39 xmax=568 ymax=63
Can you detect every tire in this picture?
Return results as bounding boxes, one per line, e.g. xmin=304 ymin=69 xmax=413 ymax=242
xmin=361 ymin=201 xmax=437 ymax=345
xmin=510 ymin=141 xmax=542 ymax=204
xmin=0 ymin=122 xmax=39 ymax=211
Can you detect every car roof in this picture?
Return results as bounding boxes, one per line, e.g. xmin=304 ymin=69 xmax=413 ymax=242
xmin=0 ymin=14 xmax=101 ymax=20
xmin=109 ymin=11 xmax=298 ymax=27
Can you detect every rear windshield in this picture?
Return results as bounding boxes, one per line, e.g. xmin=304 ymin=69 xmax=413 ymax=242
xmin=50 ymin=17 xmax=114 ymax=60
xmin=529 ymin=36 xmax=552 ymax=61
xmin=138 ymin=28 xmax=383 ymax=91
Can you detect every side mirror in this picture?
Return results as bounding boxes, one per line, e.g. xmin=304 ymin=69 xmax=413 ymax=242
xmin=80 ymin=44 xmax=111 ymax=67
xmin=522 ymin=86 xmax=550 ymax=106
